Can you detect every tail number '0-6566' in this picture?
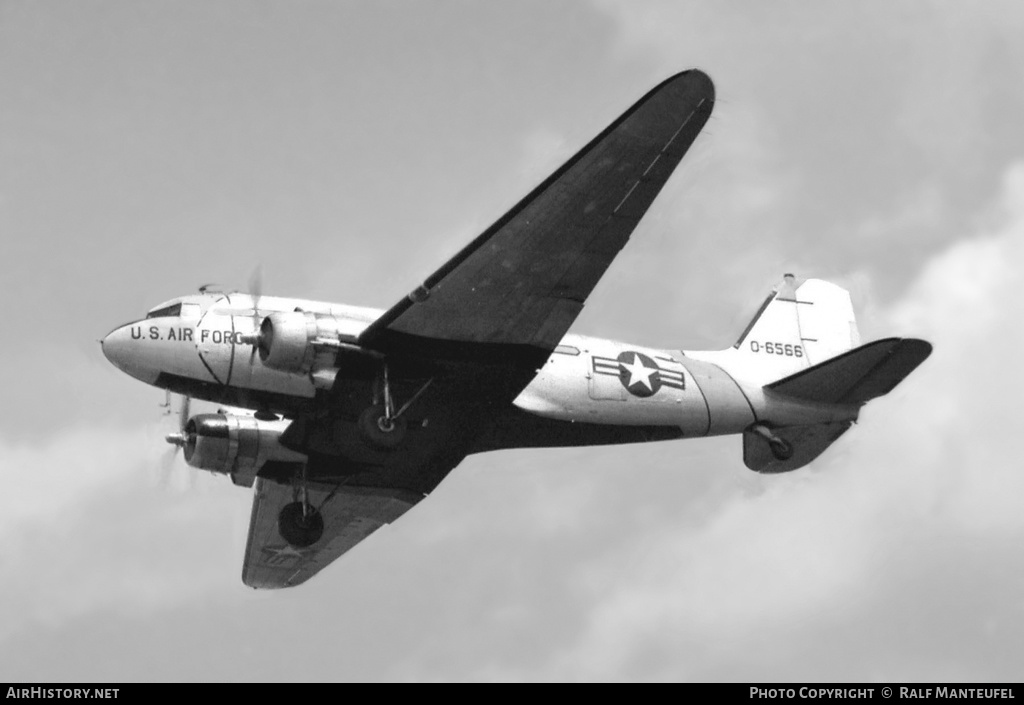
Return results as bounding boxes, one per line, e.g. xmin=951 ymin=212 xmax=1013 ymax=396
xmin=749 ymin=340 xmax=803 ymax=357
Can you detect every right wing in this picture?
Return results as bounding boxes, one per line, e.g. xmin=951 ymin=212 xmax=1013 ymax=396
xmin=359 ymin=70 xmax=715 ymax=364
xmin=242 ymin=478 xmax=422 ymax=589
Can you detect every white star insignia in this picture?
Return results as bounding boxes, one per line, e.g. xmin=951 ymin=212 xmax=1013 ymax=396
xmin=621 ymin=353 xmax=657 ymax=391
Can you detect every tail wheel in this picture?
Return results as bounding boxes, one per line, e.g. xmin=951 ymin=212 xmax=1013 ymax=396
xmin=359 ymin=403 xmax=408 ymax=449
xmin=750 ymin=423 xmax=795 ymax=462
xmin=769 ymin=438 xmax=794 ymax=461
xmin=278 ymin=501 xmax=324 ymax=548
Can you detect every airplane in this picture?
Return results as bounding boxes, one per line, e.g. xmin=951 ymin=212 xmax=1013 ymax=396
xmin=101 ymin=70 xmax=931 ymax=589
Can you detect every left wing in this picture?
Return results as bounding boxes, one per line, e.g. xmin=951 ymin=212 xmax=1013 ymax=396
xmin=242 ymin=478 xmax=421 ymax=589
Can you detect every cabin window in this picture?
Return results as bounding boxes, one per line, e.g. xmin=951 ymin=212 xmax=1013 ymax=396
xmin=146 ymin=303 xmax=182 ymax=319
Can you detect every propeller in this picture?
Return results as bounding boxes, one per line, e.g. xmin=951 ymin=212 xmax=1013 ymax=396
xmin=159 ymin=393 xmax=200 ymax=490
xmin=243 ymin=264 xmax=264 ymax=364
xmin=163 ymin=394 xmax=191 ymax=465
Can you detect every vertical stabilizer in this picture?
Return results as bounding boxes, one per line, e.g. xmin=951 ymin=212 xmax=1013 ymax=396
xmin=793 ymin=279 xmax=860 ymax=365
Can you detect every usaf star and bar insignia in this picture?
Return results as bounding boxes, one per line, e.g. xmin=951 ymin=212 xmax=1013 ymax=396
xmin=592 ymin=351 xmax=686 ymax=398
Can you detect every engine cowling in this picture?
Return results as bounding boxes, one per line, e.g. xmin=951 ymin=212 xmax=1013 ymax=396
xmin=257 ymin=311 xmax=347 ymax=374
xmin=183 ymin=413 xmax=306 ymax=478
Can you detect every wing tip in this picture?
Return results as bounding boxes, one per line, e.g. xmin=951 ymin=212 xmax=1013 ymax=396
xmin=664 ymin=68 xmax=715 ymax=104
xmin=900 ymin=337 xmax=933 ymax=362
xmin=360 ymin=69 xmax=716 ymax=351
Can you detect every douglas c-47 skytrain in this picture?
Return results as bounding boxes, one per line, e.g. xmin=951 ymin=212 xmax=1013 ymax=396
xmin=102 ymin=70 xmax=931 ymax=588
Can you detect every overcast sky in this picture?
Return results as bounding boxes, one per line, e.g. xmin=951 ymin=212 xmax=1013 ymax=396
xmin=2 ymin=1 xmax=1023 ymax=682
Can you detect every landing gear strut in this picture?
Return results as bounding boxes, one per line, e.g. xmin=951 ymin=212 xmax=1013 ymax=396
xmin=359 ymin=403 xmax=408 ymax=449
xmin=359 ymin=363 xmax=407 ymax=449
xmin=358 ymin=363 xmax=433 ymax=450
xmin=277 ymin=463 xmax=323 ymax=547
xmin=278 ymin=501 xmax=324 ymax=547
xmin=750 ymin=424 xmax=794 ymax=461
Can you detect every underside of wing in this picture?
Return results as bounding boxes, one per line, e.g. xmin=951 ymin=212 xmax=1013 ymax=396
xmin=359 ymin=70 xmax=715 ymax=361
xmin=242 ymin=478 xmax=421 ymax=589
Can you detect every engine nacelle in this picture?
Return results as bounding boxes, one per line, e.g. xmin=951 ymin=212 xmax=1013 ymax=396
xmin=184 ymin=413 xmax=306 ymax=479
xmin=257 ymin=311 xmax=347 ymax=374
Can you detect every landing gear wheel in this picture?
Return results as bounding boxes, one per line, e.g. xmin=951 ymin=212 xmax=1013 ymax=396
xmin=358 ymin=403 xmax=407 ymax=449
xmin=278 ymin=501 xmax=324 ymax=548
xmin=769 ymin=438 xmax=794 ymax=461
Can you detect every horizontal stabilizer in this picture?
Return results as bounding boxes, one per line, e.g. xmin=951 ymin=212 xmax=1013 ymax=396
xmin=744 ymin=421 xmax=852 ymax=473
xmin=741 ymin=422 xmax=851 ymax=471
xmin=766 ymin=337 xmax=932 ymax=406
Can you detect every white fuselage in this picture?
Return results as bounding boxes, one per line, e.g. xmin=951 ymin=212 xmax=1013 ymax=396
xmin=102 ymin=291 xmax=858 ymax=444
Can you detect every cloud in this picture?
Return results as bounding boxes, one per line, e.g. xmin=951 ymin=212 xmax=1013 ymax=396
xmin=591 ymin=1 xmax=1024 ymax=306
xmin=0 ymin=422 xmax=245 ymax=636
xmin=465 ymin=160 xmax=1024 ymax=681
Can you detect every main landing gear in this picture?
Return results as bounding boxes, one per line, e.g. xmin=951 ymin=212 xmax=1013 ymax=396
xmin=358 ymin=363 xmax=433 ymax=450
xmin=278 ymin=501 xmax=324 ymax=547
xmin=277 ymin=464 xmax=324 ymax=548
xmin=750 ymin=424 xmax=794 ymax=461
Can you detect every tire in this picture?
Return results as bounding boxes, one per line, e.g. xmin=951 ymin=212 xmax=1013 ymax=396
xmin=769 ymin=438 xmax=794 ymax=461
xmin=278 ymin=501 xmax=324 ymax=548
xmin=358 ymin=404 xmax=407 ymax=450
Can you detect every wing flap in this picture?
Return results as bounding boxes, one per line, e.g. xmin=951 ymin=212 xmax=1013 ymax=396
xmin=242 ymin=479 xmax=421 ymax=589
xmin=359 ymin=70 xmax=714 ymax=356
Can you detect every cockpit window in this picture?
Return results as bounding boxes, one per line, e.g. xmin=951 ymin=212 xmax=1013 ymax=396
xmin=146 ymin=303 xmax=182 ymax=319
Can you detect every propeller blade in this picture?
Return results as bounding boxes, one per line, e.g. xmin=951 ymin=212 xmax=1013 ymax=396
xmin=247 ymin=264 xmax=264 ymax=364
xmin=165 ymin=394 xmax=190 ymax=445
xmin=248 ymin=264 xmax=263 ymax=305
xmin=159 ymin=445 xmax=178 ymax=488
xmin=158 ymin=393 xmax=198 ymax=492
xmin=179 ymin=395 xmax=190 ymax=434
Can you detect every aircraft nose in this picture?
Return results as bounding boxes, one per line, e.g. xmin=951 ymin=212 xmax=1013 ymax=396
xmin=101 ymin=323 xmax=132 ymax=371
xmin=102 ymin=323 xmax=159 ymax=383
